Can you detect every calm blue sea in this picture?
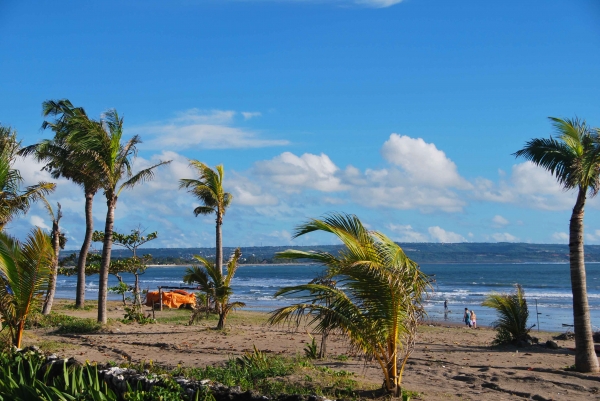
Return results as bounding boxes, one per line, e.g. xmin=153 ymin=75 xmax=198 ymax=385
xmin=54 ymin=263 xmax=600 ymax=333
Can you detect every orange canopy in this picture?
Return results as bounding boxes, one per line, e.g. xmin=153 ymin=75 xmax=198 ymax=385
xmin=146 ymin=290 xmax=195 ymax=309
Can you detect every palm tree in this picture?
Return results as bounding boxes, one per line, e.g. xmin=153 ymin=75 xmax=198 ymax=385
xmin=39 ymin=198 xmax=65 ymax=315
xmin=183 ymin=248 xmax=245 ymax=329
xmin=0 ymin=125 xmax=55 ymax=229
xmin=67 ymin=109 xmax=170 ymax=324
xmin=514 ymin=117 xmax=600 ymax=373
xmin=179 ymin=162 xmax=232 ymax=275
xmin=268 ymin=213 xmax=430 ymax=396
xmin=482 ymin=284 xmax=530 ymax=344
xmin=0 ymin=228 xmax=54 ymax=348
xmin=20 ymin=99 xmax=101 ymax=309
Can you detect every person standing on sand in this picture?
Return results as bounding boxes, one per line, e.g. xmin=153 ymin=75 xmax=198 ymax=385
xmin=444 ymin=299 xmax=448 ymax=311
xmin=464 ymin=308 xmax=471 ymax=328
xmin=470 ymin=310 xmax=477 ymax=329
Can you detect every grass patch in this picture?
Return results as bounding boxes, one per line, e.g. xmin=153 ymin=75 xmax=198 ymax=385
xmin=26 ymin=312 xmax=103 ymax=334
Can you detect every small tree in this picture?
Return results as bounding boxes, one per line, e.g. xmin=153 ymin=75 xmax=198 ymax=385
xmin=482 ymin=284 xmax=531 ymax=344
xmin=183 ymin=248 xmax=245 ymax=330
xmin=0 ymin=228 xmax=54 ymax=348
xmin=40 ymin=198 xmax=66 ymax=315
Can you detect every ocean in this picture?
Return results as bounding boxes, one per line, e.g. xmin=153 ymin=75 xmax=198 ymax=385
xmin=53 ymin=263 xmax=600 ymax=333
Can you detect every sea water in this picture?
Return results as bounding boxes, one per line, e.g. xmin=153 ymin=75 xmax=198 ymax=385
xmin=53 ymin=263 xmax=600 ymax=333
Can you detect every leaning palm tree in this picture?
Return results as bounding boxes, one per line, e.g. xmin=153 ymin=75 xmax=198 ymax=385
xmin=0 ymin=228 xmax=54 ymax=348
xmin=39 ymin=198 xmax=65 ymax=315
xmin=67 ymin=109 xmax=170 ymax=324
xmin=183 ymin=248 xmax=245 ymax=329
xmin=514 ymin=117 xmax=600 ymax=373
xmin=179 ymin=162 xmax=232 ymax=275
xmin=268 ymin=214 xmax=430 ymax=396
xmin=0 ymin=125 xmax=55 ymax=229
xmin=20 ymin=99 xmax=103 ymax=309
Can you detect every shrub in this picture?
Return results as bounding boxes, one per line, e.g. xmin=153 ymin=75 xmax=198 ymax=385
xmin=482 ymin=284 xmax=531 ymax=344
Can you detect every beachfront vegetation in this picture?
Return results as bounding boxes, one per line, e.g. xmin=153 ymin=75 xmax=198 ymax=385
xmin=0 ymin=228 xmax=54 ymax=348
xmin=22 ymin=100 xmax=101 ymax=310
xmin=514 ymin=117 xmax=600 ymax=373
xmin=0 ymin=125 xmax=55 ymax=230
xmin=482 ymin=284 xmax=530 ymax=345
xmin=179 ymin=162 xmax=233 ymax=275
xmin=183 ymin=248 xmax=246 ymax=329
xmin=268 ymin=213 xmax=430 ymax=397
xmin=62 ymin=108 xmax=170 ymax=324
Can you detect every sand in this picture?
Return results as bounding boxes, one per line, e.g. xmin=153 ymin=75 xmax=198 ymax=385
xmin=24 ymin=301 xmax=600 ymax=400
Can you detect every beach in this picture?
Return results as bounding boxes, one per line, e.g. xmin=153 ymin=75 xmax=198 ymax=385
xmin=25 ymin=300 xmax=600 ymax=400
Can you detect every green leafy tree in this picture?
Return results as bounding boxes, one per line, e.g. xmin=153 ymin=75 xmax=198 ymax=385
xmin=183 ymin=247 xmax=245 ymax=329
xmin=179 ymin=162 xmax=232 ymax=275
xmin=67 ymin=109 xmax=170 ymax=324
xmin=21 ymin=99 xmax=102 ymax=309
xmin=482 ymin=284 xmax=530 ymax=344
xmin=514 ymin=117 xmax=600 ymax=373
xmin=0 ymin=125 xmax=55 ymax=230
xmin=0 ymin=228 xmax=54 ymax=348
xmin=268 ymin=213 xmax=430 ymax=397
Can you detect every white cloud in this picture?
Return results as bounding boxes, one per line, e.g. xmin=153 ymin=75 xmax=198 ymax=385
xmin=241 ymin=111 xmax=262 ymax=120
xmin=492 ymin=215 xmax=509 ymax=227
xmin=491 ymin=232 xmax=518 ymax=242
xmin=131 ymin=109 xmax=288 ymax=150
xmin=228 ymin=0 xmax=404 ymax=8
xmin=355 ymin=0 xmax=403 ymax=6
xmin=29 ymin=215 xmax=50 ymax=231
xmin=552 ymin=232 xmax=569 ymax=243
xmin=428 ymin=226 xmax=466 ymax=243
xmin=387 ymin=224 xmax=428 ymax=242
xmin=381 ymin=134 xmax=472 ymax=190
xmin=253 ymin=152 xmax=348 ymax=192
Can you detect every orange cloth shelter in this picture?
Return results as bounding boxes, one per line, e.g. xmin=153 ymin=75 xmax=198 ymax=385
xmin=145 ymin=289 xmax=195 ymax=308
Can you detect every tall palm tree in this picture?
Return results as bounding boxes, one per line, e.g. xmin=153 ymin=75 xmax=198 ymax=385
xmin=514 ymin=117 xmax=600 ymax=373
xmin=40 ymin=198 xmax=64 ymax=315
xmin=68 ymin=109 xmax=170 ymax=324
xmin=183 ymin=248 xmax=245 ymax=329
xmin=268 ymin=214 xmax=430 ymax=396
xmin=0 ymin=125 xmax=55 ymax=229
xmin=0 ymin=228 xmax=54 ymax=348
xmin=179 ymin=162 xmax=232 ymax=275
xmin=20 ymin=99 xmax=101 ymax=309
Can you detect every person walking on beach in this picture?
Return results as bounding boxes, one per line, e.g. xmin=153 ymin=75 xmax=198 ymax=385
xmin=464 ymin=308 xmax=472 ymax=328
xmin=444 ymin=299 xmax=448 ymax=311
xmin=470 ymin=310 xmax=477 ymax=329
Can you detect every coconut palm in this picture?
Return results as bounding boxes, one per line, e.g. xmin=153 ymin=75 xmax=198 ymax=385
xmin=482 ymin=284 xmax=530 ymax=344
xmin=179 ymin=162 xmax=232 ymax=275
xmin=0 ymin=228 xmax=54 ymax=348
xmin=268 ymin=213 xmax=430 ymax=396
xmin=0 ymin=125 xmax=55 ymax=229
xmin=514 ymin=117 xmax=600 ymax=372
xmin=183 ymin=247 xmax=245 ymax=329
xmin=39 ymin=198 xmax=65 ymax=315
xmin=20 ymin=99 xmax=101 ymax=309
xmin=67 ymin=109 xmax=170 ymax=324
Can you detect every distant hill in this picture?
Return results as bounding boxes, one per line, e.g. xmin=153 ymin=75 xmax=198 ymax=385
xmin=60 ymin=243 xmax=600 ymax=265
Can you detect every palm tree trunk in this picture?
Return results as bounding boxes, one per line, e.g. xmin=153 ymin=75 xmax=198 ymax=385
xmin=42 ymin=220 xmax=61 ymax=315
xmin=569 ymin=187 xmax=599 ymax=373
xmin=75 ymin=190 xmax=94 ymax=308
xmin=216 ymin=215 xmax=223 ymax=275
xmin=98 ymin=195 xmax=117 ymax=324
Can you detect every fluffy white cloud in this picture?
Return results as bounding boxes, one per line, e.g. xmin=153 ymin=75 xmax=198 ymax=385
xmin=241 ymin=111 xmax=261 ymax=120
xmin=131 ymin=109 xmax=288 ymax=150
xmin=473 ymin=162 xmax=575 ymax=210
xmin=381 ymin=134 xmax=472 ymax=190
xmin=387 ymin=223 xmax=428 ymax=242
xmin=355 ymin=0 xmax=403 ymax=6
xmin=29 ymin=215 xmax=50 ymax=230
xmin=428 ymin=226 xmax=466 ymax=243
xmin=492 ymin=215 xmax=509 ymax=227
xmin=253 ymin=152 xmax=348 ymax=193
xmin=552 ymin=232 xmax=569 ymax=243
xmin=491 ymin=232 xmax=518 ymax=242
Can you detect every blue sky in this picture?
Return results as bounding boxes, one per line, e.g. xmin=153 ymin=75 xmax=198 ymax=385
xmin=1 ymin=0 xmax=600 ymax=249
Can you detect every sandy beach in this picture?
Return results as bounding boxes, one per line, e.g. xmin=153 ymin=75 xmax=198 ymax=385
xmin=22 ymin=300 xmax=600 ymax=400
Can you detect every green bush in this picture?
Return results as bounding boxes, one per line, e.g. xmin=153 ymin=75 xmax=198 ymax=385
xmin=482 ymin=284 xmax=531 ymax=344
xmin=26 ymin=312 xmax=102 ymax=334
